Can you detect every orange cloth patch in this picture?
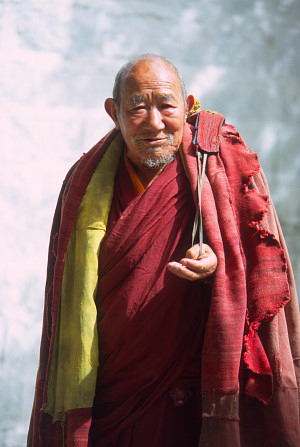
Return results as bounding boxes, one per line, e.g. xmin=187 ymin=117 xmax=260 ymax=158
xmin=124 ymin=150 xmax=145 ymax=194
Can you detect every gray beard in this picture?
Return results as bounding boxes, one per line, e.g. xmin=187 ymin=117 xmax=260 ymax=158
xmin=142 ymin=151 xmax=176 ymax=169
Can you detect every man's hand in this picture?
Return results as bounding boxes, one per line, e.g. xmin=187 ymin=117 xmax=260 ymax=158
xmin=167 ymin=243 xmax=217 ymax=281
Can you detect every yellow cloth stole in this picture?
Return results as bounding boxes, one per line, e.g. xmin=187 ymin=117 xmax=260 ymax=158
xmin=43 ymin=133 xmax=123 ymax=422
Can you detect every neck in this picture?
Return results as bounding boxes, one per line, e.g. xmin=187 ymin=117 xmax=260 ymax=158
xmin=125 ymin=147 xmax=174 ymax=189
xmin=133 ymin=164 xmax=166 ymax=189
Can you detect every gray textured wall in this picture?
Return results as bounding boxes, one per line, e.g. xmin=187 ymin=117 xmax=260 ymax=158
xmin=0 ymin=0 xmax=299 ymax=445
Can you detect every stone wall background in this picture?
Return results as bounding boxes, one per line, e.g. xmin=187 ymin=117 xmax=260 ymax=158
xmin=0 ymin=0 xmax=299 ymax=445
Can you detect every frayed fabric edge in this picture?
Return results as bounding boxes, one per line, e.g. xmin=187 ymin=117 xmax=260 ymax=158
xmin=241 ymin=164 xmax=290 ymax=404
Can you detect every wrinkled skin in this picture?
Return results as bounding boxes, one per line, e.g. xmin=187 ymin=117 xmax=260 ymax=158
xmin=167 ymin=243 xmax=217 ymax=282
xmin=105 ymin=57 xmax=217 ymax=281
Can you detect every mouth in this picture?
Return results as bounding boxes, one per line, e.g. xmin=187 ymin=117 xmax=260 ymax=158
xmin=145 ymin=138 xmax=167 ymax=144
xmin=139 ymin=136 xmax=169 ymax=145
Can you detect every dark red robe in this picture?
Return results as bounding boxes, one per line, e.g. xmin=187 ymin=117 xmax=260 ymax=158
xmin=89 ymin=151 xmax=211 ymax=446
xmin=27 ymin=112 xmax=300 ymax=447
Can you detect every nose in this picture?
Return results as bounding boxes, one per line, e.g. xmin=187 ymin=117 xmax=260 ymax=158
xmin=144 ymin=107 xmax=165 ymax=131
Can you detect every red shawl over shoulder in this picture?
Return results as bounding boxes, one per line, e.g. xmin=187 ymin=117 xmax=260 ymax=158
xmin=28 ymin=112 xmax=300 ymax=446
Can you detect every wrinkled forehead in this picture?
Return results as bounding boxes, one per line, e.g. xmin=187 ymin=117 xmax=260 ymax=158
xmin=120 ymin=60 xmax=184 ymax=103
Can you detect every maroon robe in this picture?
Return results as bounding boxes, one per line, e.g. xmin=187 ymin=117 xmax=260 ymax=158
xmin=27 ymin=112 xmax=300 ymax=447
xmin=90 ymin=152 xmax=210 ymax=446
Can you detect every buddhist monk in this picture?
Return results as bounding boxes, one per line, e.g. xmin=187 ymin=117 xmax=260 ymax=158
xmin=28 ymin=54 xmax=300 ymax=447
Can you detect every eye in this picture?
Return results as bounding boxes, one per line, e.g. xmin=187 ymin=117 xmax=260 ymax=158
xmin=161 ymin=103 xmax=175 ymax=109
xmin=129 ymin=105 xmax=146 ymax=116
xmin=131 ymin=105 xmax=147 ymax=113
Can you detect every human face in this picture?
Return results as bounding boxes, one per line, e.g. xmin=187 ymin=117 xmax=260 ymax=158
xmin=115 ymin=60 xmax=186 ymax=172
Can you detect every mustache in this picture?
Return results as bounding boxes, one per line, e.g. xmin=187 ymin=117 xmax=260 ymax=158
xmin=133 ymin=133 xmax=174 ymax=144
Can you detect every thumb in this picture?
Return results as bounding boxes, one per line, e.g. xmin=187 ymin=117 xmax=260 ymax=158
xmin=185 ymin=244 xmax=203 ymax=260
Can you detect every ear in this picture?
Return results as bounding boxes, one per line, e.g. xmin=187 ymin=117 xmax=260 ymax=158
xmin=104 ymin=98 xmax=120 ymax=129
xmin=186 ymin=94 xmax=195 ymax=112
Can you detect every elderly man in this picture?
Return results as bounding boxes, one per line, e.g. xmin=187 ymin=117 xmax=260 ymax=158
xmin=28 ymin=55 xmax=300 ymax=447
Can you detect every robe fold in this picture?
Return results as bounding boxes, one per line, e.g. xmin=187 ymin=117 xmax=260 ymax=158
xmin=90 ymin=151 xmax=209 ymax=445
xmin=27 ymin=111 xmax=300 ymax=447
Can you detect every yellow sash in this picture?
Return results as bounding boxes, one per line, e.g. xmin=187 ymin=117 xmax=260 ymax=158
xmin=43 ymin=133 xmax=123 ymax=421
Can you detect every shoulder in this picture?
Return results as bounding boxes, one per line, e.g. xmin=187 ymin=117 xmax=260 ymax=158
xmin=220 ymin=123 xmax=251 ymax=152
xmin=61 ymin=128 xmax=120 ymax=198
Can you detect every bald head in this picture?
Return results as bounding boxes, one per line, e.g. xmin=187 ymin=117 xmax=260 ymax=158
xmin=104 ymin=55 xmax=195 ymax=186
xmin=112 ymin=54 xmax=187 ymax=108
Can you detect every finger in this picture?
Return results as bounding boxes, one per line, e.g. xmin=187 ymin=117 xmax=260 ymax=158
xmin=180 ymin=257 xmax=216 ymax=275
xmin=185 ymin=243 xmax=212 ymax=260
xmin=167 ymin=262 xmax=209 ymax=281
